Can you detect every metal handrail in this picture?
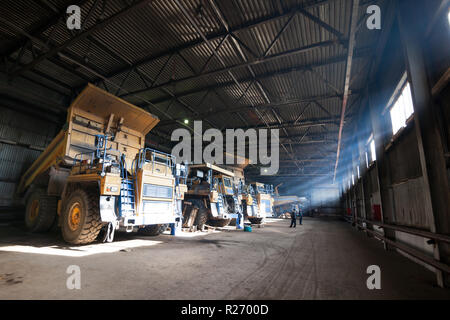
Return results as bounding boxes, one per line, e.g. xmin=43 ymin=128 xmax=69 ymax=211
xmin=73 ymin=151 xmax=96 ymax=173
xmin=73 ymin=135 xmax=120 ymax=176
xmin=355 ymin=221 xmax=450 ymax=274
xmin=356 ymin=217 xmax=450 ymax=244
xmin=136 ymin=147 xmax=176 ymax=175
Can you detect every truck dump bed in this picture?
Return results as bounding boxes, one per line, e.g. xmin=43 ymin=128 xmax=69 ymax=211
xmin=17 ymin=84 xmax=159 ymax=194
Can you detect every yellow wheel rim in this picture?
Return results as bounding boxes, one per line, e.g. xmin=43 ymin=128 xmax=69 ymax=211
xmin=68 ymin=202 xmax=82 ymax=231
xmin=29 ymin=200 xmax=39 ymax=221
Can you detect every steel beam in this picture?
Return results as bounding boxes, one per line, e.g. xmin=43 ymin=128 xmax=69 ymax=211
xmin=10 ymin=0 xmax=154 ymax=78
xmin=157 ymin=93 xmax=352 ymax=126
xmin=140 ymin=47 xmax=369 ymax=105
xmin=333 ymin=0 xmax=360 ymax=182
xmin=246 ymin=173 xmax=330 ymax=177
xmin=103 ymin=0 xmax=339 ymax=81
xmin=1 ymin=0 xmax=88 ymax=57
xmin=225 ymin=117 xmax=340 ymax=131
xmin=121 ymin=40 xmax=338 ymax=98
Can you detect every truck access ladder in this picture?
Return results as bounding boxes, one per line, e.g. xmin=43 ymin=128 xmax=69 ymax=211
xmin=119 ymin=179 xmax=136 ymax=228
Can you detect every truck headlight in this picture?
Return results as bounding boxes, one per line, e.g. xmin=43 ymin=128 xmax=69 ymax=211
xmin=106 ymin=186 xmax=118 ymax=192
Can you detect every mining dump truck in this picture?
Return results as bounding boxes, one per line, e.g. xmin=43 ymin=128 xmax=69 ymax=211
xmin=182 ymin=163 xmax=243 ymax=230
xmin=16 ymin=84 xmax=187 ymax=244
xmin=238 ymin=181 xmax=262 ymax=224
xmin=248 ymin=182 xmax=275 ymax=222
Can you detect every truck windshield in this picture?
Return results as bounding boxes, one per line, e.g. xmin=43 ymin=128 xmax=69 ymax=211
xmin=223 ymin=178 xmax=232 ymax=187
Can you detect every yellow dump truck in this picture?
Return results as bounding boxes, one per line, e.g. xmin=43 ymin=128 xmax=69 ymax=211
xmin=248 ymin=182 xmax=275 ymax=222
xmin=182 ymin=163 xmax=243 ymax=229
xmin=238 ymin=181 xmax=260 ymax=224
xmin=17 ymin=84 xmax=187 ymax=244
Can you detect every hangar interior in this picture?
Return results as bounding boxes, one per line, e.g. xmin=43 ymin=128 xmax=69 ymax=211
xmin=0 ymin=0 xmax=449 ymax=299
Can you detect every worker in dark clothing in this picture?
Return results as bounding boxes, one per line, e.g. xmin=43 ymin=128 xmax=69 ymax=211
xmin=289 ymin=209 xmax=297 ymax=228
xmin=298 ymin=209 xmax=303 ymax=225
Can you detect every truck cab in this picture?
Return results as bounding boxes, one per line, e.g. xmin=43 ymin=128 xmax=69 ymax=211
xmin=183 ymin=163 xmax=242 ymax=229
xmin=249 ymin=182 xmax=275 ymax=220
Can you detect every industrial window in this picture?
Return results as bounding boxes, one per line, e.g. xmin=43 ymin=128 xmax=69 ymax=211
xmin=357 ymin=166 xmax=360 ymax=179
xmin=369 ymin=138 xmax=376 ymax=162
xmin=389 ymin=82 xmax=414 ymax=135
xmin=351 ymin=173 xmax=355 ymax=186
xmin=365 ymin=152 xmax=369 ymax=168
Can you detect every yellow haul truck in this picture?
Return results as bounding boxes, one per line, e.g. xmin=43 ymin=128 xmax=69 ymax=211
xmin=16 ymin=84 xmax=187 ymax=244
xmin=183 ymin=163 xmax=243 ymax=229
xmin=237 ymin=181 xmax=260 ymax=224
xmin=248 ymin=182 xmax=275 ymax=222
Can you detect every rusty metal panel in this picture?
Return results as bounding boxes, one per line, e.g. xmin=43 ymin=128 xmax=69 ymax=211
xmin=391 ymin=177 xmax=430 ymax=229
xmin=387 ymin=125 xmax=422 ymax=184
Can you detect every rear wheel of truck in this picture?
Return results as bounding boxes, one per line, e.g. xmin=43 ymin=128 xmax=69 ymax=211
xmin=25 ymin=189 xmax=57 ymax=233
xmin=138 ymin=224 xmax=168 ymax=236
xmin=207 ymin=218 xmax=231 ymax=227
xmin=182 ymin=203 xmax=193 ymax=228
xmin=248 ymin=217 xmax=263 ymax=224
xmin=191 ymin=199 xmax=208 ymax=231
xmin=61 ymin=189 xmax=103 ymax=245
xmin=194 ymin=208 xmax=208 ymax=231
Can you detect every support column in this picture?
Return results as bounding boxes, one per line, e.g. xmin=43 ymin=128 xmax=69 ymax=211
xmin=367 ymin=85 xmax=397 ymax=250
xmin=398 ymin=0 xmax=450 ymax=287
xmin=356 ymin=98 xmax=372 ymax=236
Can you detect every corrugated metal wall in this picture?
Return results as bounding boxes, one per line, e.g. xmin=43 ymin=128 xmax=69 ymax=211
xmin=0 ymin=105 xmax=58 ymax=207
xmin=386 ymin=126 xmax=429 ymax=229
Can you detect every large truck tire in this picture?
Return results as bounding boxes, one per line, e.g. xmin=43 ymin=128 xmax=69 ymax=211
xmin=190 ymin=199 xmax=208 ymax=230
xmin=182 ymin=203 xmax=193 ymax=228
xmin=138 ymin=224 xmax=168 ymax=236
xmin=61 ymin=188 xmax=103 ymax=245
xmin=248 ymin=217 xmax=263 ymax=224
xmin=194 ymin=208 xmax=208 ymax=231
xmin=25 ymin=189 xmax=57 ymax=233
xmin=207 ymin=218 xmax=231 ymax=227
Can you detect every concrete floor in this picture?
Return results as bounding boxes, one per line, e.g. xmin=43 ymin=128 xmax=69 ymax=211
xmin=0 ymin=217 xmax=449 ymax=300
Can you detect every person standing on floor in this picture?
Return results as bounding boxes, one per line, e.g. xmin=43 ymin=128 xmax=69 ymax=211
xmin=298 ymin=208 xmax=303 ymax=225
xmin=289 ymin=208 xmax=297 ymax=228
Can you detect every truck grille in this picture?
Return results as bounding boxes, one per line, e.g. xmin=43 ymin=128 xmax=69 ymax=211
xmin=143 ymin=184 xmax=172 ymax=199
xmin=143 ymin=200 xmax=172 ymax=214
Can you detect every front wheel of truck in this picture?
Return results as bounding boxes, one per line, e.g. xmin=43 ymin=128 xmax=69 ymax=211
xmin=61 ymin=188 xmax=103 ymax=245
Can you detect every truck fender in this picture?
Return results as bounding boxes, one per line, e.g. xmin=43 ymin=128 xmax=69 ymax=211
xmin=99 ymin=195 xmax=117 ymax=223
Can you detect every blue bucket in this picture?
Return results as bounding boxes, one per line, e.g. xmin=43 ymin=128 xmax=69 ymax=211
xmin=244 ymin=225 xmax=252 ymax=232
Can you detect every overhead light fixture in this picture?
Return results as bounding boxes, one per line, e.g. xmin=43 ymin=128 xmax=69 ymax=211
xmin=184 ymin=119 xmax=189 ymax=124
